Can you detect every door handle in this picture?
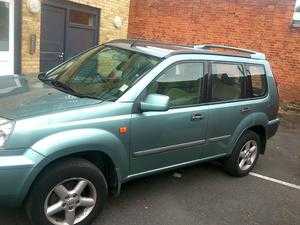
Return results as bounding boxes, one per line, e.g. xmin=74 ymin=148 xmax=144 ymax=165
xmin=58 ymin=52 xmax=64 ymax=60
xmin=191 ymin=113 xmax=204 ymax=121
xmin=240 ymin=107 xmax=253 ymax=114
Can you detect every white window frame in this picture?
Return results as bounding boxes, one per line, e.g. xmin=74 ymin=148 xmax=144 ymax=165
xmin=0 ymin=0 xmax=14 ymax=75
xmin=293 ymin=0 xmax=300 ymax=27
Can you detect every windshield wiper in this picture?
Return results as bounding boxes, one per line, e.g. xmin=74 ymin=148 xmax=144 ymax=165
xmin=39 ymin=74 xmax=105 ymax=100
xmin=51 ymin=80 xmax=104 ymax=100
xmin=51 ymin=80 xmax=75 ymax=92
xmin=51 ymin=80 xmax=88 ymax=98
xmin=38 ymin=72 xmax=49 ymax=81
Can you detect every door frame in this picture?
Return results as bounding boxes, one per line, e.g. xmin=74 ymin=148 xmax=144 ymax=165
xmin=40 ymin=0 xmax=100 ymax=71
xmin=0 ymin=0 xmax=14 ymax=75
xmin=0 ymin=0 xmax=21 ymax=75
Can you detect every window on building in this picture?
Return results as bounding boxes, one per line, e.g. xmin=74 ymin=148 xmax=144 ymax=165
xmin=211 ymin=63 xmax=245 ymax=101
xmin=0 ymin=2 xmax=9 ymax=51
xmin=147 ymin=62 xmax=204 ymax=107
xmin=70 ymin=10 xmax=94 ymax=26
xmin=245 ymin=65 xmax=267 ymax=97
xmin=293 ymin=0 xmax=300 ymax=27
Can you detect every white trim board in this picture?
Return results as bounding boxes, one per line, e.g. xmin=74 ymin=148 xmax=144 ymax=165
xmin=0 ymin=0 xmax=14 ymax=75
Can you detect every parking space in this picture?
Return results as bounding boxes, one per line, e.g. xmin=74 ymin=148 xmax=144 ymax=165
xmin=253 ymin=114 xmax=300 ymax=185
xmin=0 ymin=114 xmax=299 ymax=225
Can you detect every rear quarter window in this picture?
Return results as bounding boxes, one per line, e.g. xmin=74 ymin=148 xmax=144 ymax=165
xmin=245 ymin=64 xmax=267 ymax=98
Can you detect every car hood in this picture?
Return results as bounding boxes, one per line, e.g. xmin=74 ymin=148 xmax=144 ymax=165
xmin=0 ymin=74 xmax=101 ymax=119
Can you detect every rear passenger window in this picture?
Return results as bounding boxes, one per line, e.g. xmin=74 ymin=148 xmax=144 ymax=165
xmin=245 ymin=65 xmax=267 ymax=97
xmin=148 ymin=62 xmax=204 ymax=107
xmin=211 ymin=63 xmax=245 ymax=101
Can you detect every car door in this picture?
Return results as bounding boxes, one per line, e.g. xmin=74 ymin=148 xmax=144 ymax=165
xmin=130 ymin=61 xmax=210 ymax=174
xmin=206 ymin=62 xmax=253 ymax=155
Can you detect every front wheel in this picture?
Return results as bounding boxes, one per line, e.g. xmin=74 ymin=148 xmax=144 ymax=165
xmin=26 ymin=158 xmax=108 ymax=225
xmin=223 ymin=131 xmax=261 ymax=177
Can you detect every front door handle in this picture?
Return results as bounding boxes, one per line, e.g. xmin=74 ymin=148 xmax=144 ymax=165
xmin=191 ymin=113 xmax=204 ymax=121
xmin=58 ymin=52 xmax=64 ymax=60
xmin=240 ymin=107 xmax=253 ymax=114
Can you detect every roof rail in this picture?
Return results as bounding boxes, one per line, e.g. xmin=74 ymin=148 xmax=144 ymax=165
xmin=107 ymin=39 xmax=129 ymax=44
xmin=194 ymin=44 xmax=266 ymax=60
xmin=128 ymin=39 xmax=192 ymax=49
xmin=108 ymin=38 xmax=192 ymax=49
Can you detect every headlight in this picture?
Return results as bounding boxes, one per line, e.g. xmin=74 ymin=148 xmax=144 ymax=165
xmin=0 ymin=118 xmax=14 ymax=147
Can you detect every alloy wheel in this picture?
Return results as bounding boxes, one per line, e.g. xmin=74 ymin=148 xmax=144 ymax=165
xmin=44 ymin=178 xmax=97 ymax=225
xmin=238 ymin=140 xmax=258 ymax=171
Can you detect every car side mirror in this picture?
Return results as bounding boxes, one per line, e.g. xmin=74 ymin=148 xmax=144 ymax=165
xmin=140 ymin=94 xmax=170 ymax=112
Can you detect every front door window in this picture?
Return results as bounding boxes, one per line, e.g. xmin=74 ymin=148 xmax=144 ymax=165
xmin=147 ymin=62 xmax=204 ymax=107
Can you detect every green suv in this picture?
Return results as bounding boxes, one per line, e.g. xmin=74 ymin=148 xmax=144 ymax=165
xmin=0 ymin=40 xmax=279 ymax=225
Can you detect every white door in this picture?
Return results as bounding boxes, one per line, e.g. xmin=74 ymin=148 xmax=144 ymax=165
xmin=0 ymin=0 xmax=14 ymax=75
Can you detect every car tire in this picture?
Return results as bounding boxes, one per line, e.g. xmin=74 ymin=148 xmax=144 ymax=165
xmin=26 ymin=158 xmax=108 ymax=225
xmin=223 ymin=130 xmax=261 ymax=177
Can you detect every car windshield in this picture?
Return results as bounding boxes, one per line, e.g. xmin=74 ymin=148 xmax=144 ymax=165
xmin=42 ymin=45 xmax=161 ymax=101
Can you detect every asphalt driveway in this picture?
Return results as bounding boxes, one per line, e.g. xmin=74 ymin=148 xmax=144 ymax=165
xmin=0 ymin=114 xmax=299 ymax=225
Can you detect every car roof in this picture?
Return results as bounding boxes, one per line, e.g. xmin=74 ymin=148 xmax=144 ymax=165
xmin=105 ymin=39 xmax=266 ymax=61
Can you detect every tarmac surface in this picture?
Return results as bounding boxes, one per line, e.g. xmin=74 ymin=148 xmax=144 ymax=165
xmin=0 ymin=114 xmax=299 ymax=225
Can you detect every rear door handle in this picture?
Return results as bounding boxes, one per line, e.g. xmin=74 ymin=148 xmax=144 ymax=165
xmin=191 ymin=113 xmax=204 ymax=121
xmin=240 ymin=107 xmax=253 ymax=114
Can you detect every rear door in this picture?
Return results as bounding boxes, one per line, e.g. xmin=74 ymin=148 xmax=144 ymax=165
xmin=206 ymin=62 xmax=253 ymax=155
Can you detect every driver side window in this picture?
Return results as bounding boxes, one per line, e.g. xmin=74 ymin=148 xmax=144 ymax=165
xmin=147 ymin=62 xmax=204 ymax=107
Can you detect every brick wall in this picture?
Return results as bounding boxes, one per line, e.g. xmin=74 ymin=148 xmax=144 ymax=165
xmin=128 ymin=0 xmax=300 ymax=103
xmin=21 ymin=0 xmax=130 ymax=74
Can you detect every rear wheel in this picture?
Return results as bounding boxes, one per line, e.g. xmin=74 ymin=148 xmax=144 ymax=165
xmin=26 ymin=158 xmax=108 ymax=225
xmin=223 ymin=131 xmax=261 ymax=177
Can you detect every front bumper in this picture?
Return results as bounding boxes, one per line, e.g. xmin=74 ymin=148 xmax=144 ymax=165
xmin=0 ymin=148 xmax=44 ymax=207
xmin=266 ymin=118 xmax=280 ymax=139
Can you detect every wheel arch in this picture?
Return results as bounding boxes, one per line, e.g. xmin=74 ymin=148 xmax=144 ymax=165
xmin=21 ymin=149 xmax=123 ymax=206
xmin=248 ymin=125 xmax=266 ymax=154
xmin=232 ymin=124 xmax=267 ymax=155
xmin=230 ymin=112 xmax=268 ymax=155
xmin=18 ymin=128 xmax=130 ymax=206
